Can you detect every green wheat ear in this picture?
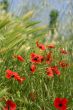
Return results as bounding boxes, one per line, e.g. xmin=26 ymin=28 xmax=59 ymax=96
xmin=0 ymin=11 xmax=47 ymax=55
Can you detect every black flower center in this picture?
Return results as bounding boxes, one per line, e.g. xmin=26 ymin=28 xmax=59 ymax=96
xmin=33 ymin=57 xmax=38 ymax=61
xmin=41 ymin=58 xmax=44 ymax=61
xmin=46 ymin=57 xmax=50 ymax=61
xmin=12 ymin=75 xmax=14 ymax=78
xmin=8 ymin=105 xmax=10 ymax=110
xmin=59 ymin=103 xmax=62 ymax=107
xmin=39 ymin=45 xmax=42 ymax=49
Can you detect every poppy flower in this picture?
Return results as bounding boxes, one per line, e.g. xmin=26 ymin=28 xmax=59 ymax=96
xmin=5 ymin=69 xmax=13 ymax=79
xmin=47 ymin=44 xmax=55 ymax=48
xmin=16 ymin=77 xmax=26 ymax=84
xmin=6 ymin=70 xmax=19 ymax=80
xmin=12 ymin=72 xmax=20 ymax=80
xmin=17 ymin=55 xmax=24 ymax=62
xmin=30 ymin=64 xmax=36 ymax=73
xmin=46 ymin=66 xmax=60 ymax=77
xmin=54 ymin=97 xmax=68 ymax=110
xmin=11 ymin=72 xmax=26 ymax=83
xmin=13 ymin=55 xmax=24 ymax=62
xmin=36 ymin=41 xmax=46 ymax=50
xmin=30 ymin=53 xmax=44 ymax=64
xmin=46 ymin=67 xmax=54 ymax=77
xmin=60 ymin=49 xmax=68 ymax=54
xmin=6 ymin=70 xmax=26 ymax=83
xmin=45 ymin=52 xmax=52 ymax=64
xmin=59 ymin=60 xmax=69 ymax=68
xmin=52 ymin=66 xmax=61 ymax=75
xmin=3 ymin=99 xmax=16 ymax=110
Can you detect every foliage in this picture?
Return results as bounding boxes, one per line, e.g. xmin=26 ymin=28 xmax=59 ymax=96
xmin=49 ymin=10 xmax=59 ymax=34
xmin=0 ymin=11 xmax=47 ymax=55
xmin=0 ymin=0 xmax=8 ymax=11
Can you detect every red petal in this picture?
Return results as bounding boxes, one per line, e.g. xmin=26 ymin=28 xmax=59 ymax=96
xmin=5 ymin=69 xmax=13 ymax=79
xmin=54 ymin=98 xmax=68 ymax=110
xmin=60 ymin=49 xmax=68 ymax=54
xmin=3 ymin=100 xmax=16 ymax=110
xmin=30 ymin=53 xmax=44 ymax=64
xmin=17 ymin=55 xmax=24 ymax=62
xmin=47 ymin=44 xmax=55 ymax=48
xmin=52 ymin=66 xmax=60 ymax=75
xmin=17 ymin=77 xmax=26 ymax=83
xmin=46 ymin=67 xmax=54 ymax=77
xmin=30 ymin=64 xmax=36 ymax=73
xmin=36 ymin=41 xmax=46 ymax=50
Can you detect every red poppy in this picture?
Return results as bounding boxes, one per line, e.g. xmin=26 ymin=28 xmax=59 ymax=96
xmin=30 ymin=64 xmax=36 ymax=73
xmin=6 ymin=70 xmax=19 ymax=80
xmin=5 ymin=69 xmax=13 ymax=79
xmin=13 ymin=55 xmax=24 ymax=62
xmin=47 ymin=44 xmax=55 ymax=48
xmin=16 ymin=77 xmax=26 ymax=84
xmin=46 ymin=66 xmax=60 ymax=77
xmin=59 ymin=60 xmax=69 ymax=68
xmin=54 ymin=97 xmax=68 ymax=110
xmin=46 ymin=67 xmax=54 ymax=77
xmin=3 ymin=100 xmax=16 ymax=110
xmin=12 ymin=72 xmax=26 ymax=83
xmin=60 ymin=49 xmax=68 ymax=54
xmin=52 ymin=66 xmax=61 ymax=75
xmin=45 ymin=52 xmax=52 ymax=64
xmin=12 ymin=72 xmax=20 ymax=80
xmin=30 ymin=53 xmax=44 ymax=64
xmin=6 ymin=70 xmax=26 ymax=83
xmin=36 ymin=41 xmax=46 ymax=50
xmin=17 ymin=55 xmax=24 ymax=62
